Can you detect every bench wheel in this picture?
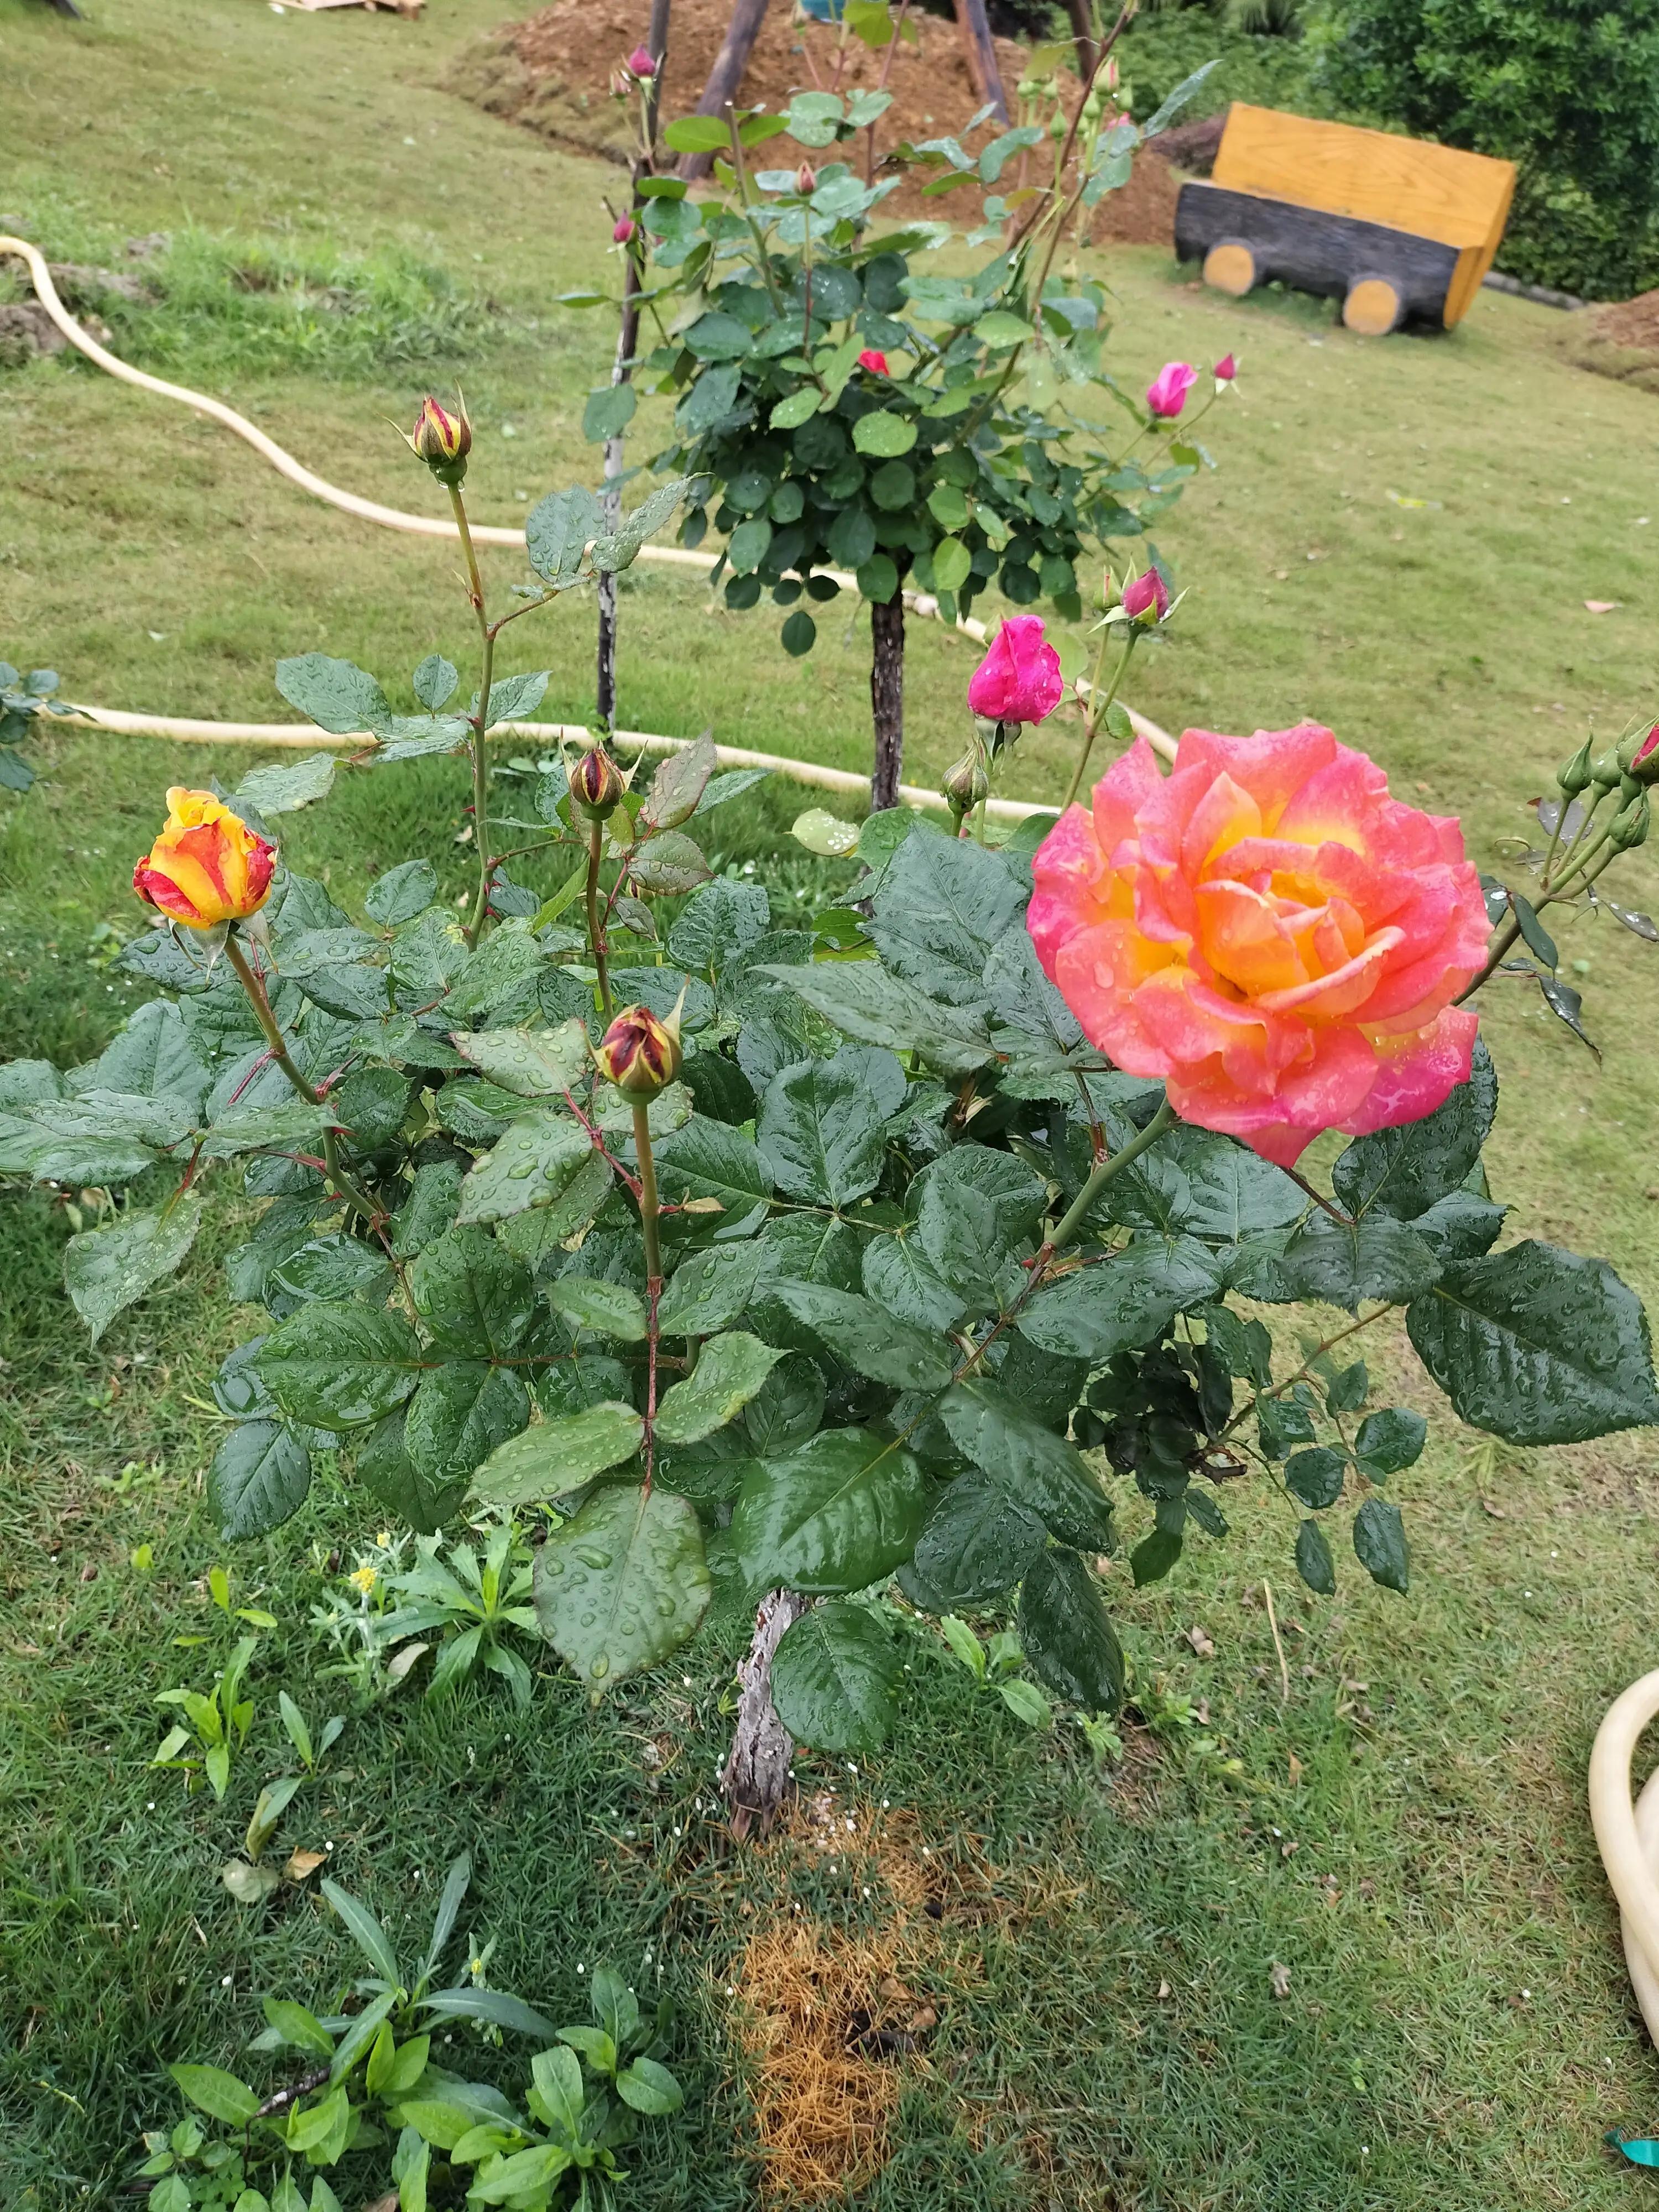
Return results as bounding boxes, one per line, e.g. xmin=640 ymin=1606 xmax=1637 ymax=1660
xmin=1343 ymin=277 xmax=1403 ymax=335
xmin=1202 ymin=242 xmax=1256 ymax=298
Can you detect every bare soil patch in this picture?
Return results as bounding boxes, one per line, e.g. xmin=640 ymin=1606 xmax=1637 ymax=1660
xmin=444 ymin=0 xmax=1179 ymax=241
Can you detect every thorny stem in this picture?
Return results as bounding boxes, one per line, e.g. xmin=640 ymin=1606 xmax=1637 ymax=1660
xmin=634 ymin=1101 xmax=664 ymax=1492
xmin=222 ymin=935 xmax=381 ymax=1226
xmin=864 ymin=0 xmax=911 ymax=184
xmin=1046 ymin=1095 xmax=1175 ymax=1257
xmin=727 ymin=108 xmax=785 ymax=316
xmin=1063 ymin=628 xmax=1137 ymax=812
xmin=586 ymin=818 xmax=613 ymax=1018
xmin=449 ymin=481 xmax=495 ymax=948
xmin=1220 ymin=1303 xmax=1392 ymax=1446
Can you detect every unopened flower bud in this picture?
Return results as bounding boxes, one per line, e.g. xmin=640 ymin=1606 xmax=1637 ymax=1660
xmin=942 ymin=741 xmax=990 ymax=822
xmin=570 ymin=740 xmax=627 ymax=822
xmin=404 ymin=394 xmax=471 ymax=487
xmin=1098 ymin=567 xmax=1119 ymax=613
xmin=1556 ymin=735 xmax=1595 ymax=796
xmin=1121 ymin=566 xmax=1170 ymax=625
xmin=1048 ymin=108 xmax=1068 ymax=141
xmin=609 ymin=66 xmax=632 ymax=99
xmin=613 ymin=216 xmax=637 ymax=245
xmin=627 ymin=43 xmax=656 ymax=76
xmin=1099 ymin=55 xmax=1120 ymax=92
xmin=1610 ymin=789 xmax=1651 ymax=851
xmin=594 ymin=1001 xmax=682 ymax=1098
xmin=1589 ymin=749 xmax=1622 ymax=792
xmin=795 ymin=162 xmax=817 ymax=196
xmin=1618 ymin=722 xmax=1659 ymax=783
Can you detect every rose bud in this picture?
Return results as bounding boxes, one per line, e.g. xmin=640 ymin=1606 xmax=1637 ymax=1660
xmin=796 ymin=163 xmax=818 ymax=196
xmin=1145 ymin=361 xmax=1197 ymax=419
xmin=627 ymin=42 xmax=656 ymax=76
xmin=594 ymin=1001 xmax=682 ymax=1099
xmin=857 ymin=348 xmax=890 ymax=376
xmin=613 ymin=216 xmax=637 ymax=245
xmin=1618 ymin=723 xmax=1659 ymax=784
xmin=570 ymin=739 xmax=628 ymax=821
xmin=1611 ymin=789 xmax=1652 ymax=849
xmin=1213 ymin=352 xmax=1238 ymax=390
xmin=941 ymin=742 xmax=990 ymax=822
xmin=133 ymin=788 xmax=276 ymax=929
xmin=967 ymin=615 xmax=1064 ymax=726
xmin=609 ymin=66 xmax=632 ymax=99
xmin=404 ymin=394 xmax=471 ymax=487
xmin=1100 ymin=55 xmax=1120 ymax=91
xmin=1556 ymin=734 xmax=1595 ymax=794
xmin=1121 ymin=566 xmax=1170 ymax=625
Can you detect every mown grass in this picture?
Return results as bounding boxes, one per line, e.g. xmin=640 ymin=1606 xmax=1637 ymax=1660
xmin=5 ymin=1 xmax=1659 ymax=2206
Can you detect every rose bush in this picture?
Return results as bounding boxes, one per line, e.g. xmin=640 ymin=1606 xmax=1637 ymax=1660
xmin=1028 ymin=725 xmax=1490 ymax=1166
xmin=5 ymin=403 xmax=1659 ymax=1823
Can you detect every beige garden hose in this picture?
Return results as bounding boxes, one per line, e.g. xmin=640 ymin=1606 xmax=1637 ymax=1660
xmin=2 ymin=232 xmax=1176 ymax=796
xmin=1589 ymin=1672 xmax=1659 ymax=2044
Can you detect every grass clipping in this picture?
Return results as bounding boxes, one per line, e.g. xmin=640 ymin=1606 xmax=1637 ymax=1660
xmin=731 ymin=1795 xmax=939 ymax=2204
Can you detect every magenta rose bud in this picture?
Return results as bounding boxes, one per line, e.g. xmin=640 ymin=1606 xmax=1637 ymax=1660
xmin=967 ymin=617 xmax=1065 ymax=726
xmin=857 ymin=348 xmax=889 ymax=376
xmin=627 ymin=43 xmax=655 ymax=76
xmin=1213 ymin=353 xmax=1237 ymax=387
xmin=1146 ymin=361 xmax=1197 ymax=418
xmin=1120 ymin=567 xmax=1170 ymax=625
xmin=613 ymin=216 xmax=637 ymax=244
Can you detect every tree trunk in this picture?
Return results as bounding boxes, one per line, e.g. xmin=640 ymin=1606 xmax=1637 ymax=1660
xmin=1062 ymin=0 xmax=1095 ymax=85
xmin=679 ymin=0 xmax=771 ymax=181
xmin=869 ymin=592 xmax=905 ymax=813
xmin=722 ymin=1588 xmax=811 ymax=1839
xmin=950 ymin=0 xmax=1008 ymax=126
xmin=597 ymin=0 xmax=671 ymax=726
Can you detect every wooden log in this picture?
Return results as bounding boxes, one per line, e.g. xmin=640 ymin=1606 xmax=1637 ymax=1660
xmin=1176 ymin=180 xmax=1460 ymax=330
xmin=679 ymin=0 xmax=770 ymax=182
xmin=951 ymin=0 xmax=1008 ymax=127
xmin=1061 ymin=0 xmax=1095 ymax=87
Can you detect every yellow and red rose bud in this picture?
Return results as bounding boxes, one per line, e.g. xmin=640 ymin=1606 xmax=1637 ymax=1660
xmin=133 ymin=787 xmax=276 ymax=929
xmin=405 ymin=395 xmax=471 ymax=486
xmin=594 ymin=1002 xmax=682 ymax=1099
xmin=570 ymin=740 xmax=627 ymax=822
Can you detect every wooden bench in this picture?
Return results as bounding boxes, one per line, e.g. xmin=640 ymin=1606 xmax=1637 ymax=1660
xmin=1175 ymin=105 xmax=1515 ymax=333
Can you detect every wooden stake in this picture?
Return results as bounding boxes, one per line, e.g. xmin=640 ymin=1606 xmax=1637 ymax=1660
xmin=951 ymin=0 xmax=1008 ymax=126
xmin=679 ymin=0 xmax=771 ymax=181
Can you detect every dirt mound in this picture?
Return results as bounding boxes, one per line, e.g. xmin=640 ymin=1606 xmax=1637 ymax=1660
xmin=1559 ymin=289 xmax=1659 ymax=397
xmin=444 ymin=0 xmax=1179 ymax=244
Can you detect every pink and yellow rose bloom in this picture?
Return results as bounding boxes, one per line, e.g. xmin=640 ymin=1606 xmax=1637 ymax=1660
xmin=1029 ymin=723 xmax=1491 ymax=1167
xmin=132 ymin=789 xmax=277 ymax=929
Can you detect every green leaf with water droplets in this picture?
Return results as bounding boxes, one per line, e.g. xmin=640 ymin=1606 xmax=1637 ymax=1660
xmin=533 ymin=1483 xmax=711 ymax=1687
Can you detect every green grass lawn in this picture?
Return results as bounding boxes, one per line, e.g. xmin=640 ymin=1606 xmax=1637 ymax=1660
xmin=6 ymin=1 xmax=1659 ymax=2206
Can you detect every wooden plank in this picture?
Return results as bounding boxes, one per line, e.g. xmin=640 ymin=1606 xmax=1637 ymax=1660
xmin=679 ymin=0 xmax=770 ymax=180
xmin=1176 ymin=181 xmax=1460 ymax=329
xmin=1213 ymin=103 xmax=1512 ymax=263
xmin=951 ymin=0 xmax=1008 ymax=126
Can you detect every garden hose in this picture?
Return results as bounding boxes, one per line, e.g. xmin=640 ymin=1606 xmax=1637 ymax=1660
xmin=2 ymin=233 xmax=1177 ymax=788
xmin=1589 ymin=1671 xmax=1659 ymax=2044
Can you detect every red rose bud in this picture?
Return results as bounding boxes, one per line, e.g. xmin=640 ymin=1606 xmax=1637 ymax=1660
xmin=594 ymin=1002 xmax=682 ymax=1099
xmin=1619 ymin=723 xmax=1659 ymax=784
xmin=613 ymin=216 xmax=637 ymax=244
xmin=857 ymin=348 xmax=889 ymax=376
xmin=627 ymin=42 xmax=655 ymax=76
xmin=406 ymin=395 xmax=471 ymax=487
xmin=1213 ymin=352 xmax=1238 ymax=389
xmin=1121 ymin=567 xmax=1170 ymax=624
xmin=570 ymin=740 xmax=627 ymax=821
xmin=796 ymin=163 xmax=818 ymax=196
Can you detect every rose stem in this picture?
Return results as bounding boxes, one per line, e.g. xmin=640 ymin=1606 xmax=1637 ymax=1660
xmin=223 ymin=933 xmax=380 ymax=1224
xmin=633 ymin=1100 xmax=664 ymax=1491
xmin=586 ymin=817 xmax=613 ymax=1019
xmin=448 ymin=479 xmax=495 ymax=948
xmin=1063 ymin=629 xmax=1136 ymax=813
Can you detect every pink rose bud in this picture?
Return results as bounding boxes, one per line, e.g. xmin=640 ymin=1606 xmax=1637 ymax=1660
xmin=1214 ymin=353 xmax=1237 ymax=383
xmin=627 ymin=43 xmax=656 ymax=76
xmin=1100 ymin=55 xmax=1119 ymax=91
xmin=857 ymin=348 xmax=890 ymax=376
xmin=796 ymin=163 xmax=818 ymax=196
xmin=613 ymin=217 xmax=637 ymax=244
xmin=608 ymin=67 xmax=632 ymax=99
xmin=966 ymin=616 xmax=1065 ymax=726
xmin=1121 ymin=567 xmax=1170 ymax=624
xmin=1146 ymin=361 xmax=1197 ymax=418
xmin=1625 ymin=724 xmax=1659 ymax=784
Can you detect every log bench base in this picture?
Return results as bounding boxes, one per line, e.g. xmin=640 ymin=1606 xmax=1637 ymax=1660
xmin=1177 ymin=180 xmax=1462 ymax=333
